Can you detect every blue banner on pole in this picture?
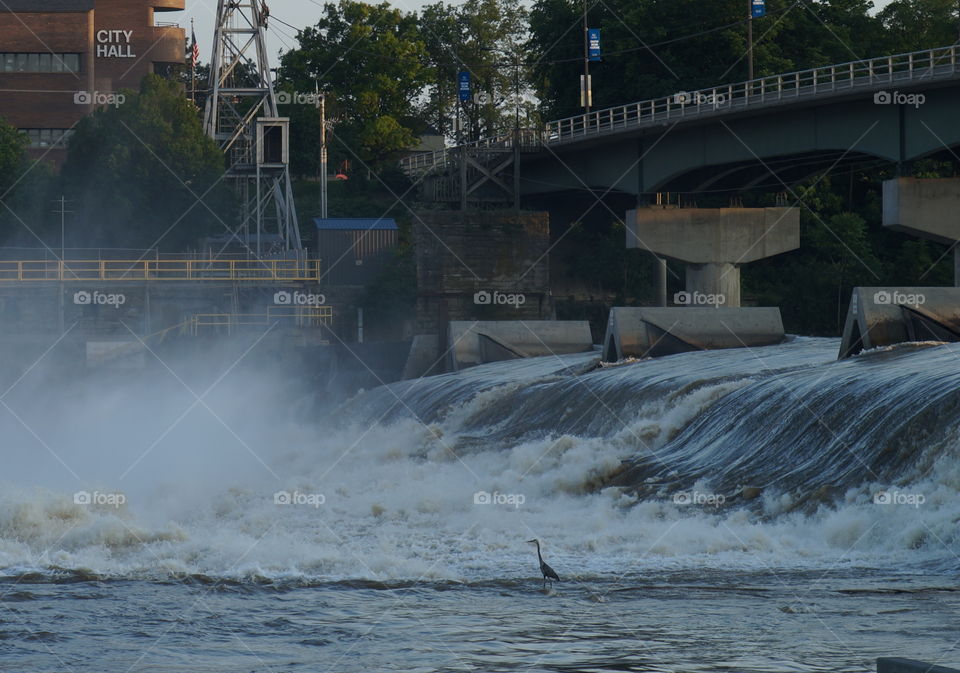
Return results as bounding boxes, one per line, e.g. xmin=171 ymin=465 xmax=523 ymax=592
xmin=588 ymin=28 xmax=601 ymax=61
xmin=751 ymin=0 xmax=766 ymax=18
xmin=458 ymin=71 xmax=471 ymax=102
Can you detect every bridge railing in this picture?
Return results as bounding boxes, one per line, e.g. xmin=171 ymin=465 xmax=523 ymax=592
xmin=546 ymin=45 xmax=959 ymax=142
xmin=0 ymin=259 xmax=322 ymax=282
xmin=400 ymin=128 xmax=542 ymax=176
xmin=189 ymin=305 xmax=333 ymax=335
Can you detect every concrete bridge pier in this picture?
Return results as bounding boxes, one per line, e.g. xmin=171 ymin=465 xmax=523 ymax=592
xmin=883 ymin=178 xmax=960 ymax=285
xmin=685 ymin=262 xmax=741 ymax=305
xmin=627 ymin=206 xmax=800 ymax=307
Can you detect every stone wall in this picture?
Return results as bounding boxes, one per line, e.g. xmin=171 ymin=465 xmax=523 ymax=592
xmin=414 ymin=210 xmax=553 ymax=336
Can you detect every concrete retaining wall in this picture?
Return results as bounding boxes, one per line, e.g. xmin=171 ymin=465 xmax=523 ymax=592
xmin=448 ymin=320 xmax=593 ymax=371
xmin=602 ymin=307 xmax=785 ymax=361
xmin=839 ymin=287 xmax=960 ymax=358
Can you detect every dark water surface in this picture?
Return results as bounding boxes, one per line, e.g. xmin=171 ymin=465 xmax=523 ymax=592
xmin=2 ymin=568 xmax=960 ymax=673
xmin=2 ymin=338 xmax=960 ymax=671
xmin=2 ymin=569 xmax=959 ymax=672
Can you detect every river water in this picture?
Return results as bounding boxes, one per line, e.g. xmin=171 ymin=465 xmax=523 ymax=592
xmin=1 ymin=337 xmax=959 ymax=671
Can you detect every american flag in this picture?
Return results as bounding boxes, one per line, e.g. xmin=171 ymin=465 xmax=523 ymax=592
xmin=190 ymin=28 xmax=200 ymax=67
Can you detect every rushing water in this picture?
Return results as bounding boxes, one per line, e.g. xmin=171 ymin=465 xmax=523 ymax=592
xmin=1 ymin=336 xmax=959 ymax=672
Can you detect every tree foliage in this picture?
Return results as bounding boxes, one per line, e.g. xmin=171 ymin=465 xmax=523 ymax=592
xmin=420 ymin=0 xmax=532 ymax=141
xmin=529 ymin=0 xmax=905 ymax=120
xmin=278 ymin=0 xmax=430 ymax=175
xmin=61 ymin=74 xmax=227 ymax=249
xmin=0 ymin=116 xmax=26 ymax=198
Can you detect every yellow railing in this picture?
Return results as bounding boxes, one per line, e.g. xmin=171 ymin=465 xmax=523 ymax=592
xmin=189 ymin=305 xmax=333 ymax=335
xmin=0 ymin=259 xmax=321 ymax=282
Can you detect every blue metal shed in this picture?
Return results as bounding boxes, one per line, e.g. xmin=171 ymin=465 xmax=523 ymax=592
xmin=313 ymin=218 xmax=399 ymax=285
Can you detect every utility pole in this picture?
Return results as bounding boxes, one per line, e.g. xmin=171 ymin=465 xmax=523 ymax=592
xmin=53 ymin=196 xmax=72 ymax=333
xmin=319 ymin=90 xmax=328 ymax=220
xmin=582 ymin=0 xmax=592 ymax=113
xmin=53 ymin=196 xmax=72 ymax=264
xmin=747 ymin=0 xmax=754 ymax=82
xmin=514 ymin=51 xmax=521 ymax=130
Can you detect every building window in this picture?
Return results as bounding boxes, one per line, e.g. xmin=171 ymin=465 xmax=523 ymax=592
xmin=22 ymin=129 xmax=74 ymax=149
xmin=0 ymin=53 xmax=81 ymax=74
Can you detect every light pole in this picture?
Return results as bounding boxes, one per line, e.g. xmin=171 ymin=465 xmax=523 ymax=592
xmin=315 ymin=81 xmax=327 ymax=220
xmin=582 ymin=0 xmax=592 ymax=113
xmin=747 ymin=0 xmax=754 ymax=82
xmin=320 ymin=93 xmax=328 ymax=220
xmin=53 ymin=196 xmax=71 ymax=264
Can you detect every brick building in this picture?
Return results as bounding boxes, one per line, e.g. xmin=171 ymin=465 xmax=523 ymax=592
xmin=0 ymin=0 xmax=186 ymax=164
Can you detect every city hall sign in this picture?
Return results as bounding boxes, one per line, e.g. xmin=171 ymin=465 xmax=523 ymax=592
xmin=96 ymin=30 xmax=136 ymax=58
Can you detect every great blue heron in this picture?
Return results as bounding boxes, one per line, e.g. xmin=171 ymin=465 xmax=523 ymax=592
xmin=527 ymin=538 xmax=560 ymax=588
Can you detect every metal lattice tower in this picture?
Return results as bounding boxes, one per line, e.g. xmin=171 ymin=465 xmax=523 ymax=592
xmin=203 ymin=0 xmax=301 ymax=255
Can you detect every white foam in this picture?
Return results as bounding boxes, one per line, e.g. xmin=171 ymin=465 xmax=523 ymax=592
xmin=0 ymin=343 xmax=957 ymax=582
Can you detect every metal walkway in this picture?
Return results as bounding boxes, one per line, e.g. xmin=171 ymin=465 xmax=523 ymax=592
xmin=401 ymin=45 xmax=960 ymax=178
xmin=0 ymin=259 xmax=322 ymax=282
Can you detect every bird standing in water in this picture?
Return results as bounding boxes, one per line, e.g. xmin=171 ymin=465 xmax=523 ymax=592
xmin=527 ymin=539 xmax=560 ymax=588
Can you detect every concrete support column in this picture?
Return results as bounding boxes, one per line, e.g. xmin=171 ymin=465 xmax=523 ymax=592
xmin=626 ymin=207 xmax=799 ymax=307
xmin=685 ymin=262 xmax=741 ymax=307
xmin=955 ymin=246 xmax=960 ymax=288
xmin=656 ymin=257 xmax=668 ymax=307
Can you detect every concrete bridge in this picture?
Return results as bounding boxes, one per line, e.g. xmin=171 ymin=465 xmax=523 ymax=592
xmin=400 ymin=45 xmax=960 ymax=349
xmin=404 ymin=45 xmax=960 ymax=201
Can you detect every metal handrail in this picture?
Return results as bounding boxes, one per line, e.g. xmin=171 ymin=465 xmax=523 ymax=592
xmin=546 ymin=45 xmax=958 ymax=142
xmin=401 ymin=45 xmax=960 ymax=176
xmin=0 ymin=259 xmax=322 ymax=282
xmin=190 ymin=305 xmax=333 ymax=335
xmin=400 ymin=128 xmax=542 ymax=176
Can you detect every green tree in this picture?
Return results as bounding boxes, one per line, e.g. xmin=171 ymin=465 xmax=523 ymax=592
xmin=278 ymin=0 xmax=430 ymax=176
xmin=420 ymin=0 xmax=532 ymax=142
xmin=528 ymin=0 xmax=886 ymax=120
xmin=61 ymin=74 xmax=227 ymax=250
xmin=0 ymin=116 xmax=26 ymax=198
xmin=747 ymin=177 xmax=883 ymax=334
xmin=878 ymin=0 xmax=960 ymax=53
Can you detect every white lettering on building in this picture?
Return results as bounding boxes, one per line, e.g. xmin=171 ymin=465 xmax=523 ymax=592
xmin=96 ymin=29 xmax=135 ymax=58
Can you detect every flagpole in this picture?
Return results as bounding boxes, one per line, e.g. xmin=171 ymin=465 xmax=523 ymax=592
xmin=190 ymin=18 xmax=196 ymax=105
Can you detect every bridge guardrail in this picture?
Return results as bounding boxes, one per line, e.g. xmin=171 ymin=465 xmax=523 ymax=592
xmin=0 ymin=259 xmax=322 ymax=282
xmin=400 ymin=128 xmax=542 ymax=176
xmin=546 ymin=45 xmax=959 ymax=142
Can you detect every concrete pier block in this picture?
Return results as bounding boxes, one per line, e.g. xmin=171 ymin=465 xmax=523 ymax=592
xmin=883 ymin=178 xmax=960 ymax=245
xmin=401 ymin=334 xmax=442 ymax=379
xmin=447 ymin=320 xmax=593 ymax=371
xmin=838 ymin=287 xmax=960 ymax=358
xmin=627 ymin=207 xmax=799 ymax=307
xmin=883 ymin=178 xmax=960 ymax=286
xmin=601 ymin=307 xmax=785 ymax=361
